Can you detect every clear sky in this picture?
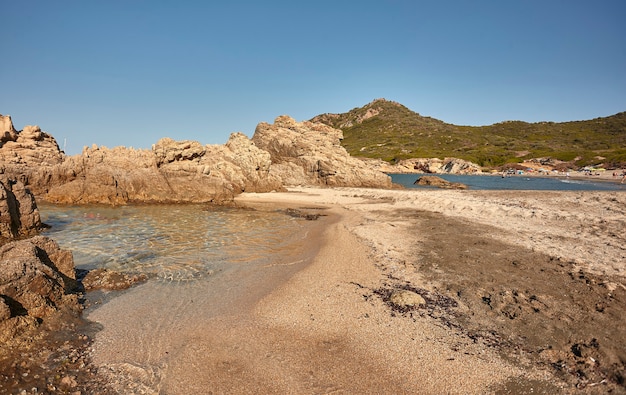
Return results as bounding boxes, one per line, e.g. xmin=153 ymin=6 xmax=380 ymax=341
xmin=2 ymin=0 xmax=625 ymax=155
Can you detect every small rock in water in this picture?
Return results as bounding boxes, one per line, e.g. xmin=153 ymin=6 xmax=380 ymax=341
xmin=414 ymin=175 xmax=467 ymax=189
xmin=81 ymin=268 xmax=147 ymax=291
xmin=283 ymin=208 xmax=322 ymax=220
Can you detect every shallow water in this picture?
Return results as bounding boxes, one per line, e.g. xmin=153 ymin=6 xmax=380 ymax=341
xmin=34 ymin=203 xmax=321 ymax=392
xmin=391 ymin=173 xmax=626 ymax=191
xmin=39 ymin=203 xmax=308 ymax=281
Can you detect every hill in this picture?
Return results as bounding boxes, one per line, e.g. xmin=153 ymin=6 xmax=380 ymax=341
xmin=311 ymin=99 xmax=626 ymax=169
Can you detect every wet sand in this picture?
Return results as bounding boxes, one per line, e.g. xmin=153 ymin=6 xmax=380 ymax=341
xmin=82 ymin=187 xmax=626 ymax=393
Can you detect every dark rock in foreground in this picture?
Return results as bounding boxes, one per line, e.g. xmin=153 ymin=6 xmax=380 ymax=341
xmin=0 ymin=236 xmax=80 ymax=342
xmin=0 ymin=178 xmax=43 ymax=241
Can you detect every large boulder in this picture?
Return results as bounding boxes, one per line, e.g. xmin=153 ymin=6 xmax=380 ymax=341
xmin=209 ymin=132 xmax=283 ymax=193
xmin=154 ymin=132 xmax=283 ymax=197
xmin=0 ymin=236 xmax=79 ymax=342
xmin=0 ymin=178 xmax=43 ymax=241
xmin=252 ymin=116 xmax=392 ymax=188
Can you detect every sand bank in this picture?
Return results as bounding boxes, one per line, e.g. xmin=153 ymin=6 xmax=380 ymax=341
xmin=238 ymin=187 xmax=626 ymax=393
xmin=85 ymin=187 xmax=625 ymax=394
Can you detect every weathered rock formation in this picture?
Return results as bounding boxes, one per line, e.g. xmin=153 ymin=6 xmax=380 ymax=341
xmin=1 ymin=114 xmax=282 ymax=204
xmin=9 ymin=133 xmax=283 ymax=205
xmin=0 ymin=114 xmax=64 ymax=167
xmin=1 ymin=113 xmax=392 ymax=205
xmin=0 ymin=236 xmax=79 ymax=342
xmin=0 ymin=178 xmax=43 ymax=241
xmin=414 ymin=175 xmax=468 ymax=190
xmin=252 ymin=116 xmax=392 ymax=188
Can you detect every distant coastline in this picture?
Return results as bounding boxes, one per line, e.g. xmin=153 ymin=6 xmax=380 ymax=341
xmin=389 ymin=172 xmax=626 ymax=191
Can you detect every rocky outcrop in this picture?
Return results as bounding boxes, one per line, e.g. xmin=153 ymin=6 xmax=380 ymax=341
xmin=0 ymin=114 xmax=18 ymax=143
xmin=44 ymin=145 xmax=161 ymax=204
xmin=0 ymin=236 xmax=79 ymax=342
xmin=252 ymin=116 xmax=392 ymax=188
xmin=0 ymin=178 xmax=43 ymax=241
xmin=414 ymin=175 xmax=468 ymax=189
xmin=390 ymin=158 xmax=482 ymax=174
xmin=42 ymin=133 xmax=283 ymax=205
xmin=0 ymin=114 xmax=64 ymax=166
xmin=1 ymin=113 xmax=283 ymax=204
xmin=1 ymin=114 xmax=393 ymax=205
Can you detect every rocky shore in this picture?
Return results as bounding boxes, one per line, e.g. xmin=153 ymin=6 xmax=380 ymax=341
xmin=1 ymin=112 xmax=625 ymax=393
xmin=0 ymin=112 xmax=394 ymax=393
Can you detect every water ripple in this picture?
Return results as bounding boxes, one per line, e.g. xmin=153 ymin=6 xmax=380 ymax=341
xmin=40 ymin=203 xmax=306 ymax=281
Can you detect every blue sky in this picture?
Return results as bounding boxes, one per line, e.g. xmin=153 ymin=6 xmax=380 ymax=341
xmin=2 ymin=1 xmax=624 ymax=155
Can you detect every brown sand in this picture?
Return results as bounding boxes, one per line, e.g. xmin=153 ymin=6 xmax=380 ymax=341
xmin=83 ymin=187 xmax=625 ymax=394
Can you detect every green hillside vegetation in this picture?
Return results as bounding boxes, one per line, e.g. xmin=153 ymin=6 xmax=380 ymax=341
xmin=311 ymin=99 xmax=626 ymax=169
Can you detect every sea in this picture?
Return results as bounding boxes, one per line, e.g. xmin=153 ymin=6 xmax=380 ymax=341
xmin=390 ymin=173 xmax=626 ymax=191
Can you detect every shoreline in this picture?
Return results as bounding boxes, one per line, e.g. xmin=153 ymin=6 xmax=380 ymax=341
xmin=234 ymin=187 xmax=626 ymax=393
xmin=86 ymin=186 xmax=625 ymax=393
xmin=245 ymin=199 xmax=543 ymax=393
xmin=387 ymin=170 xmax=626 ymax=186
xmin=4 ymin=186 xmax=625 ymax=393
xmin=83 ymin=191 xmax=537 ymax=393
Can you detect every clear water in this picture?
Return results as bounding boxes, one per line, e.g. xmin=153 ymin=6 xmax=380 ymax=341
xmin=391 ymin=173 xmax=626 ymax=191
xmin=39 ymin=203 xmax=308 ymax=281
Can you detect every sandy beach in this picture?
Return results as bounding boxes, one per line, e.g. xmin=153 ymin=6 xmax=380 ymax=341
xmin=77 ymin=186 xmax=626 ymax=394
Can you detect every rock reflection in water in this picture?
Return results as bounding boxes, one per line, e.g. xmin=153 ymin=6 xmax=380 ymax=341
xmin=39 ymin=203 xmax=306 ymax=281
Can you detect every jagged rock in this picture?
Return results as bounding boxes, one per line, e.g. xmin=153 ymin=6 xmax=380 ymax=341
xmin=45 ymin=145 xmax=167 ymax=205
xmin=0 ymin=114 xmax=18 ymax=144
xmin=42 ymin=132 xmax=283 ymax=205
xmin=0 ymin=236 xmax=80 ymax=341
xmin=0 ymin=178 xmax=43 ymax=240
xmin=414 ymin=175 xmax=468 ymax=189
xmin=2 ymin=114 xmax=391 ymax=205
xmin=209 ymin=132 xmax=283 ymax=193
xmin=28 ymin=236 xmax=77 ymax=289
xmin=153 ymin=137 xmax=206 ymax=165
xmin=0 ymin=161 xmax=80 ymax=342
xmin=0 ymin=114 xmax=64 ymax=166
xmin=252 ymin=116 xmax=391 ymax=188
